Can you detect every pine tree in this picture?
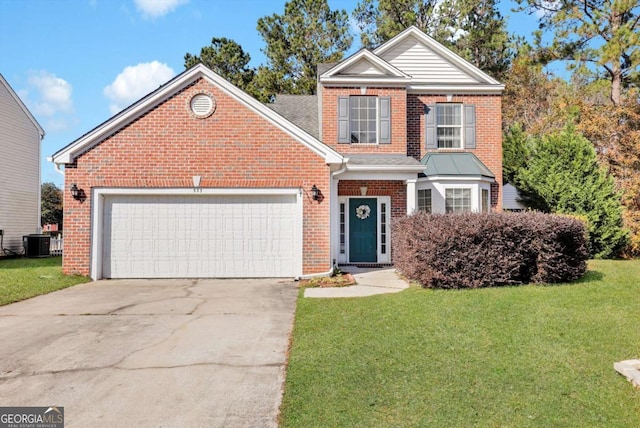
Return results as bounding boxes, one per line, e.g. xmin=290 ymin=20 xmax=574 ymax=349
xmin=184 ymin=37 xmax=256 ymax=94
xmin=256 ymin=0 xmax=352 ymax=98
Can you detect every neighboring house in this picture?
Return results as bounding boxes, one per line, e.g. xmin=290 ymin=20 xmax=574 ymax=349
xmin=42 ymin=223 xmax=59 ymax=232
xmin=0 ymin=74 xmax=45 ymax=256
xmin=503 ymin=183 xmax=527 ymax=211
xmin=51 ymin=26 xmax=504 ymax=280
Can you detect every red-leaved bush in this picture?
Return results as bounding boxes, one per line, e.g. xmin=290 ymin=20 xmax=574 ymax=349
xmin=392 ymin=212 xmax=588 ymax=289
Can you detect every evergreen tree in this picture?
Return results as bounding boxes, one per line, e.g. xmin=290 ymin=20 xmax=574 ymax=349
xmin=517 ymin=0 xmax=640 ymax=106
xmin=515 ymin=126 xmax=628 ymax=258
xmin=502 ymin=123 xmax=530 ymax=185
xmin=184 ymin=37 xmax=256 ymax=93
xmin=41 ymin=182 xmax=63 ymax=228
xmin=353 ymin=0 xmax=441 ymax=48
xmin=256 ymin=0 xmax=353 ymax=98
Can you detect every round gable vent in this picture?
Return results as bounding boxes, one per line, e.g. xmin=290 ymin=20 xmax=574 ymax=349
xmin=189 ymin=93 xmax=215 ymax=118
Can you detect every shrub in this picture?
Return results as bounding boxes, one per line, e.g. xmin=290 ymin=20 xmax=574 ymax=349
xmin=514 ymin=126 xmax=628 ymax=258
xmin=392 ymin=212 xmax=588 ymax=289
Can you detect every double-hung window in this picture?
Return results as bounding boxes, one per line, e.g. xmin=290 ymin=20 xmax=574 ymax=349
xmin=350 ymin=96 xmax=377 ymax=143
xmin=337 ymin=96 xmax=391 ymax=144
xmin=425 ymin=103 xmax=476 ymax=149
xmin=436 ymin=104 xmax=462 ymax=148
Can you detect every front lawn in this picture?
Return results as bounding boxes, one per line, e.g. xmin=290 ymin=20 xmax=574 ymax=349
xmin=280 ymin=260 xmax=640 ymax=427
xmin=0 ymin=256 xmax=89 ymax=305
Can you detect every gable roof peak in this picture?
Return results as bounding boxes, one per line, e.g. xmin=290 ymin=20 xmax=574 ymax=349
xmin=0 ymin=73 xmax=45 ymax=138
xmin=374 ymin=26 xmax=502 ymax=87
xmin=319 ymin=49 xmax=410 ymax=85
xmin=51 ymin=63 xmax=342 ymax=165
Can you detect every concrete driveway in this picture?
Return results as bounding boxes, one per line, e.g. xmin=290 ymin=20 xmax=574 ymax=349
xmin=0 ymin=278 xmax=298 ymax=427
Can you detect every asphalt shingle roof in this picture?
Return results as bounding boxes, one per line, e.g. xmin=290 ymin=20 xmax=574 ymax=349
xmin=268 ymin=94 xmax=319 ymax=139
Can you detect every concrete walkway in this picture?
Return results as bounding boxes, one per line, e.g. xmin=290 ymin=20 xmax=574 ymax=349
xmin=304 ymin=267 xmax=410 ymax=298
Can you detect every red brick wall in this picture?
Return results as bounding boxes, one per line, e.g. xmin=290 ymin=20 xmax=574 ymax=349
xmin=407 ymin=94 xmax=503 ymax=210
xmin=63 ymin=78 xmax=331 ymax=276
xmin=321 ymin=87 xmax=407 ymax=154
xmin=338 ymin=180 xmax=406 ymax=219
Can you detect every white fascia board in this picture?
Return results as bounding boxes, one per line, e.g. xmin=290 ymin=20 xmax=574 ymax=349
xmin=336 ymin=170 xmax=420 ymax=181
xmin=320 ymin=77 xmax=411 ymax=86
xmin=374 ymin=26 xmax=503 ymax=86
xmin=346 ymin=164 xmax=426 ymax=173
xmin=320 ymin=50 xmax=410 ymax=79
xmin=53 ymin=64 xmax=343 ymax=165
xmin=419 ymin=175 xmax=495 ymax=182
xmin=408 ymin=84 xmax=505 ymax=95
xmin=93 ymin=187 xmax=302 ymax=196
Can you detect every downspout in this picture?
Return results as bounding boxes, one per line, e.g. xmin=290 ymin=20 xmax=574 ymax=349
xmin=47 ymin=156 xmax=65 ymax=176
xmin=295 ymin=161 xmax=349 ymax=280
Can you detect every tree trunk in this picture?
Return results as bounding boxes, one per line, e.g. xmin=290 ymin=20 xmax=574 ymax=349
xmin=611 ymin=68 xmax=622 ymax=106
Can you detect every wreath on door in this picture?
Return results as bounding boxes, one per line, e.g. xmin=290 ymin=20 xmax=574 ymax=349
xmin=355 ymin=204 xmax=371 ymax=220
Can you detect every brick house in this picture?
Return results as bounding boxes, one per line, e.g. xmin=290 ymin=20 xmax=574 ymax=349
xmin=51 ymin=27 xmax=503 ymax=280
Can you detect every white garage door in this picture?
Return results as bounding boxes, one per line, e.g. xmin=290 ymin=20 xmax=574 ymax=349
xmin=102 ymin=193 xmax=301 ymax=278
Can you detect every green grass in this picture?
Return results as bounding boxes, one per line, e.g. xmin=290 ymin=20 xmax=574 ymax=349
xmin=280 ymin=260 xmax=640 ymax=427
xmin=0 ymin=256 xmax=89 ymax=305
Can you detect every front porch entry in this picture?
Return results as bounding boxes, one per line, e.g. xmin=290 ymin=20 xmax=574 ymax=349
xmin=338 ymin=196 xmax=391 ymax=264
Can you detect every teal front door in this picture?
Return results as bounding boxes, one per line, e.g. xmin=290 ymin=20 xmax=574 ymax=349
xmin=349 ymin=198 xmax=377 ymax=262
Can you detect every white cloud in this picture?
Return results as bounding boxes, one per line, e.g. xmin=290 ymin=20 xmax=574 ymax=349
xmin=134 ymin=0 xmax=188 ymax=19
xmin=447 ymin=27 xmax=468 ymax=42
xmin=103 ymin=61 xmax=175 ymax=114
xmin=26 ymin=71 xmax=73 ymax=117
xmin=18 ymin=70 xmax=75 ymax=132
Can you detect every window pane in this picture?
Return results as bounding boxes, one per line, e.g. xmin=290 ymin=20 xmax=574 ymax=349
xmin=445 ymin=188 xmax=471 ymax=213
xmin=417 ymin=189 xmax=432 ymax=213
xmin=482 ymin=189 xmax=489 ymax=213
xmin=339 ymin=203 xmax=346 ymax=254
xmin=380 ymin=203 xmax=387 ymax=254
xmin=437 ymin=128 xmax=461 ymax=148
xmin=437 ymin=104 xmax=461 ymax=126
xmin=350 ymin=96 xmax=377 ymax=144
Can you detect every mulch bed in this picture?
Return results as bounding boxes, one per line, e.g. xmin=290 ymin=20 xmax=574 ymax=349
xmin=299 ymin=273 xmax=356 ymax=288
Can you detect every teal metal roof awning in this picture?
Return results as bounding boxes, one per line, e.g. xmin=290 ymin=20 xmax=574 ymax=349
xmin=420 ymin=152 xmax=495 ymax=179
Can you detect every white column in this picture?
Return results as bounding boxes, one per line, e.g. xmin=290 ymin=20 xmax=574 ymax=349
xmin=406 ymin=179 xmax=417 ymax=214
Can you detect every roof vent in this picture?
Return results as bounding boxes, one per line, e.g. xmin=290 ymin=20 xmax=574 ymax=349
xmin=189 ymin=93 xmax=215 ymax=117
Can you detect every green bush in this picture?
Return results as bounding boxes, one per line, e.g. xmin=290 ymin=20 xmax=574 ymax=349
xmin=513 ymin=126 xmax=628 ymax=258
xmin=392 ymin=212 xmax=588 ymax=289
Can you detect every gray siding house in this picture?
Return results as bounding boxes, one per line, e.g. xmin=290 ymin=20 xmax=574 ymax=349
xmin=0 ymin=74 xmax=45 ymax=255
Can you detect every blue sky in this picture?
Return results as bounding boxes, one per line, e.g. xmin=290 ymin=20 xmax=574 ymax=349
xmin=0 ymin=0 xmax=539 ymax=188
